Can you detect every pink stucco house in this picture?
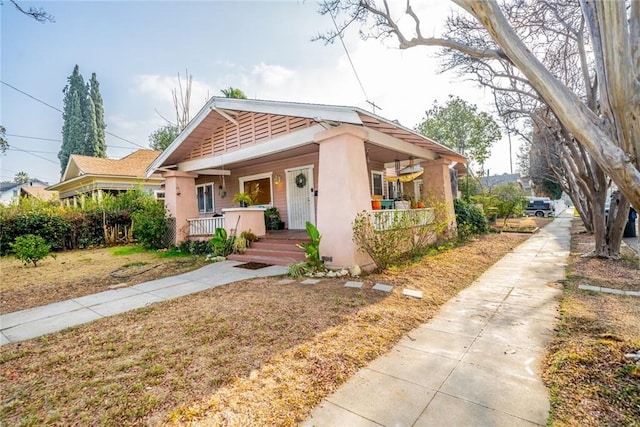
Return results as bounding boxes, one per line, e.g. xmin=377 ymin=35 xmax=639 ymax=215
xmin=146 ymin=97 xmax=466 ymax=269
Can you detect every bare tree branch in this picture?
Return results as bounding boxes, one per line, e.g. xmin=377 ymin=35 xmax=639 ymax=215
xmin=9 ymin=0 xmax=54 ymax=23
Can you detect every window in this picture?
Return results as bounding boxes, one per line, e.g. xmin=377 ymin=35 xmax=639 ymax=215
xmin=196 ymin=183 xmax=214 ymax=213
xmin=239 ymin=173 xmax=273 ymax=206
xmin=371 ymin=171 xmax=384 ymax=197
xmin=388 ymin=181 xmax=399 ymax=199
xmin=154 ymin=190 xmax=165 ymax=202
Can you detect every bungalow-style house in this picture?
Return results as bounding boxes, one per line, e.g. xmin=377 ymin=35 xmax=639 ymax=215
xmin=48 ymin=149 xmax=164 ymax=205
xmin=147 ymin=97 xmax=467 ymax=269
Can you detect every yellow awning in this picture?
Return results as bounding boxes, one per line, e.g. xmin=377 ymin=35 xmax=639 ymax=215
xmin=385 ymin=170 xmax=424 ymax=183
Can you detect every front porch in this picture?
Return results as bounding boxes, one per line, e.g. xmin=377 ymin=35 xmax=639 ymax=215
xmin=150 ymin=98 xmax=465 ymax=268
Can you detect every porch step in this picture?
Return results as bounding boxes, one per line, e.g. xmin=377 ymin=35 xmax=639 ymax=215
xmin=228 ymin=236 xmax=308 ymax=266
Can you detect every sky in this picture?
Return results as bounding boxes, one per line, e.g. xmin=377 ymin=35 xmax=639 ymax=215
xmin=1 ymin=0 xmax=521 ymax=186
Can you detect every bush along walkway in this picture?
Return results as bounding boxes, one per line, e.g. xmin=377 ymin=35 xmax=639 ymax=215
xmin=303 ymin=213 xmax=572 ymax=426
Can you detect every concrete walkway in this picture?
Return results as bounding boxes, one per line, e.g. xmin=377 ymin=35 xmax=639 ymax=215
xmin=303 ymin=213 xmax=572 ymax=427
xmin=0 ymin=260 xmax=288 ymax=345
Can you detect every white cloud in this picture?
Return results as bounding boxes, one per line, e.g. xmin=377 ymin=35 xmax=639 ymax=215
xmin=125 ymin=36 xmax=520 ymax=174
xmin=133 ymin=74 xmax=214 ymax=124
xmin=251 ymin=63 xmax=295 ymax=88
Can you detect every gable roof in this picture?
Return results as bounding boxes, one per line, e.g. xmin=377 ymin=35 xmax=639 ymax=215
xmin=1 ymin=179 xmax=48 ymax=193
xmin=148 ymin=97 xmax=466 ymax=175
xmin=20 ymin=186 xmax=58 ymax=201
xmin=0 ymin=182 xmax=21 ymax=192
xmin=62 ymin=149 xmax=161 ymax=181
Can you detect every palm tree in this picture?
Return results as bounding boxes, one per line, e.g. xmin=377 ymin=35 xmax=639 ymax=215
xmin=220 ymin=87 xmax=247 ymax=99
xmin=14 ymin=171 xmax=30 ymax=184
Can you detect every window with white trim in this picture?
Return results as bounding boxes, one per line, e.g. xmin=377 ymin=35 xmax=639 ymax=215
xmin=371 ymin=171 xmax=385 ymax=197
xmin=239 ymin=172 xmax=273 ymax=206
xmin=196 ymin=183 xmax=215 ymax=213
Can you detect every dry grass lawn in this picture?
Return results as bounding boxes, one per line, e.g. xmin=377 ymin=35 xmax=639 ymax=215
xmin=0 ymin=232 xmax=528 ymax=426
xmin=0 ymin=247 xmax=209 ymax=314
xmin=543 ymin=220 xmax=640 ymax=426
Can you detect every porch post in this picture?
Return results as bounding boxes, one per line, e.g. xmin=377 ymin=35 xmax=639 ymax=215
xmin=315 ymin=124 xmax=372 ymax=269
xmin=421 ymin=159 xmax=457 ymax=237
xmin=162 ymin=170 xmax=198 ymax=245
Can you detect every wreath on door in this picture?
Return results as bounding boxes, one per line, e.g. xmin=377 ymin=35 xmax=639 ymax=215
xmin=295 ymin=173 xmax=307 ymax=188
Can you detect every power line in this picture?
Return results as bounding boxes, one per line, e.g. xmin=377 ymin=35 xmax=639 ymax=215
xmin=1 ymin=80 xmax=62 ymax=113
xmin=6 ymin=133 xmax=61 ymax=142
xmin=7 ymin=147 xmax=58 ymax=154
xmin=1 ymin=80 xmax=148 ymax=149
xmin=328 ymin=10 xmax=381 ymax=114
xmin=8 ymin=145 xmax=59 ymax=165
xmin=0 ymin=170 xmax=57 ymax=184
xmin=6 ymin=133 xmax=143 ymax=149
xmin=105 ymin=131 xmax=146 ymax=149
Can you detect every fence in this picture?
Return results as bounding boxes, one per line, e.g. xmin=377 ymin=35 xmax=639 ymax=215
xmin=369 ymin=208 xmax=435 ymax=231
xmin=187 ymin=216 xmax=225 ymax=236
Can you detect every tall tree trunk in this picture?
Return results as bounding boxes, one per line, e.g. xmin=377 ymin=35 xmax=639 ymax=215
xmin=454 ymin=0 xmax=640 ymax=211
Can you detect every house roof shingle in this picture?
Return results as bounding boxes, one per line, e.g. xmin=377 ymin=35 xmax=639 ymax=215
xmin=20 ymin=186 xmax=58 ymax=201
xmin=69 ymin=149 xmax=161 ymax=179
xmin=148 ymin=97 xmax=467 ymax=175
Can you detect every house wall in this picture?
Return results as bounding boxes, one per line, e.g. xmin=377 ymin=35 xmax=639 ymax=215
xmin=185 ymin=112 xmax=314 ymax=161
xmin=315 ymin=124 xmax=373 ymax=269
xmin=0 ymin=189 xmax=19 ymax=205
xmin=163 ymin=171 xmax=199 ymax=245
xmin=195 ymin=152 xmax=319 ymax=228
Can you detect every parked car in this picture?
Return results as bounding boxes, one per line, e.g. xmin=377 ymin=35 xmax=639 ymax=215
xmin=525 ymin=198 xmax=555 ymax=217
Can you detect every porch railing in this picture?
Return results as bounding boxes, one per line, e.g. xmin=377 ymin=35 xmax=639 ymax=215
xmin=369 ymin=208 xmax=435 ymax=231
xmin=187 ymin=216 xmax=225 ymax=236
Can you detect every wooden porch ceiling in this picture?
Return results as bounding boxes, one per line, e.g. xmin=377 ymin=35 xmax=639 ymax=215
xmin=162 ymin=110 xmax=228 ymax=166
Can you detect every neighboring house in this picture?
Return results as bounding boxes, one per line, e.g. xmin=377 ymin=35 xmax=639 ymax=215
xmin=0 ymin=179 xmax=49 ymax=205
xmin=20 ymin=185 xmax=58 ymax=202
xmin=480 ymin=173 xmax=526 ymax=191
xmin=147 ymin=97 xmax=467 ymax=269
xmin=47 ymin=149 xmax=163 ymax=204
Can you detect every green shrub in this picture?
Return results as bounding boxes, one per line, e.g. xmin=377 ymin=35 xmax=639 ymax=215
xmin=240 ymin=230 xmax=259 ymax=243
xmin=288 ymin=261 xmax=312 ymax=278
xmin=0 ymin=189 xmax=158 ymax=254
xmin=352 ymin=206 xmax=448 ymax=272
xmin=297 ymin=222 xmax=322 ymax=270
xmin=178 ymin=240 xmax=210 ymax=255
xmin=209 ymin=228 xmax=234 ymax=257
xmin=10 ymin=234 xmax=54 ymax=267
xmin=131 ymin=200 xmax=169 ymax=249
xmin=492 ymin=182 xmax=528 ymax=225
xmin=352 ymin=212 xmax=404 ymax=272
xmin=454 ymin=198 xmax=489 ymax=240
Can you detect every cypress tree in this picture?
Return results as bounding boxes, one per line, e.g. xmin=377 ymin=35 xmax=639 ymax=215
xmin=84 ymin=97 xmax=99 ymax=157
xmin=58 ymin=66 xmax=107 ymax=175
xmin=89 ymin=73 xmax=106 ymax=158
xmin=59 ymin=89 xmax=84 ymax=175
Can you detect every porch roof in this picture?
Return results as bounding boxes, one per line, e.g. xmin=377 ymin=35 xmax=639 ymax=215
xmin=146 ymin=97 xmax=466 ymax=177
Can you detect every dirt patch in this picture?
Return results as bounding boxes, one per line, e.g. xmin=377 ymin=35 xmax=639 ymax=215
xmin=0 ymin=247 xmax=208 ymax=314
xmin=543 ymin=219 xmax=640 ymax=426
xmin=492 ymin=216 xmax=552 ymax=233
xmin=0 ymin=232 xmax=528 ymax=426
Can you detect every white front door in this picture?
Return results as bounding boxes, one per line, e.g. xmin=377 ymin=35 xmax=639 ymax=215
xmin=286 ymin=165 xmax=315 ymax=229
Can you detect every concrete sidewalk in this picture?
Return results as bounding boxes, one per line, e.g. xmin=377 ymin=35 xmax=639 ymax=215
xmin=0 ymin=260 xmax=288 ymax=345
xmin=303 ymin=213 xmax=572 ymax=426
